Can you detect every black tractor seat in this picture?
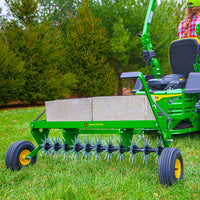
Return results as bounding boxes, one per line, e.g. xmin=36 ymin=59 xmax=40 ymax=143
xmin=146 ymin=38 xmax=200 ymax=92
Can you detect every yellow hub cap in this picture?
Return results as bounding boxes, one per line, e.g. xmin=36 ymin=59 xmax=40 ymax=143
xmin=175 ymin=159 xmax=181 ymax=179
xmin=19 ymin=149 xmax=31 ymax=166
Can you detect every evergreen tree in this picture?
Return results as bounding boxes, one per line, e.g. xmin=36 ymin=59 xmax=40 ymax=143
xmin=38 ymin=0 xmax=77 ymax=33
xmin=1 ymin=0 xmax=76 ymax=104
xmin=5 ymin=0 xmax=39 ymax=29
xmin=2 ymin=21 xmax=75 ymax=104
xmin=0 ymin=40 xmax=25 ymax=104
xmin=111 ymin=17 xmax=130 ymax=94
xmin=65 ymin=2 xmax=117 ymax=97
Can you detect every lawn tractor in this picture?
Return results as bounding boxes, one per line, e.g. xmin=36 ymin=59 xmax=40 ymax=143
xmin=5 ymin=0 xmax=200 ymax=186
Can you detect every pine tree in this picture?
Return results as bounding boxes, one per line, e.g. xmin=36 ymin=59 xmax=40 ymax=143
xmin=64 ymin=2 xmax=117 ymax=97
xmin=2 ymin=21 xmax=76 ymax=104
xmin=5 ymin=0 xmax=38 ymax=29
xmin=0 ymin=40 xmax=25 ymax=104
xmin=38 ymin=0 xmax=77 ymax=33
xmin=2 ymin=0 xmax=76 ymax=104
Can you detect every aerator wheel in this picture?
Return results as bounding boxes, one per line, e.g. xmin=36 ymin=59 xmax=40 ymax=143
xmin=5 ymin=140 xmax=37 ymax=171
xmin=158 ymin=148 xmax=183 ymax=186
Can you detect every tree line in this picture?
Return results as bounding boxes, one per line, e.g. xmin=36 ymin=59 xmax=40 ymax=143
xmin=0 ymin=0 xmax=185 ymax=105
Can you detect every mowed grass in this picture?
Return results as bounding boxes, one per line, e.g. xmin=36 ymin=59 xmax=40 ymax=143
xmin=0 ymin=107 xmax=199 ymax=200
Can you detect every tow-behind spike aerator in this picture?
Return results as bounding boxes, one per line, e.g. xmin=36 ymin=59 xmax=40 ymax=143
xmin=38 ymin=136 xmax=164 ymax=164
xmin=6 ymin=0 xmax=200 ymax=186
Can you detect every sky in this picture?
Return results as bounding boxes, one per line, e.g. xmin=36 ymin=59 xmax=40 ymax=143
xmin=0 ymin=0 xmax=7 ymax=15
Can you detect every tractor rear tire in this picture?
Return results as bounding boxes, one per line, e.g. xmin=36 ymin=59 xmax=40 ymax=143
xmin=158 ymin=147 xmax=183 ymax=186
xmin=5 ymin=140 xmax=37 ymax=171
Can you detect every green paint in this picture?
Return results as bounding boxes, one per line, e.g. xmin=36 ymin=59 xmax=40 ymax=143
xmin=62 ymin=129 xmax=79 ymax=147
xmin=141 ymin=0 xmax=161 ymax=78
xmin=120 ymin=129 xmax=134 ymax=150
xmin=31 ymin=128 xmax=50 ymax=146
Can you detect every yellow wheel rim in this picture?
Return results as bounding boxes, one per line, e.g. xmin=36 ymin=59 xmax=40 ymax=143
xmin=175 ymin=159 xmax=181 ymax=179
xmin=19 ymin=149 xmax=31 ymax=166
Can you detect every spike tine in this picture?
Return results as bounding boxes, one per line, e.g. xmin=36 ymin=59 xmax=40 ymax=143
xmin=41 ymin=138 xmax=45 ymax=144
xmin=96 ymin=154 xmax=98 ymax=161
xmin=105 ymin=153 xmax=108 ymax=160
xmin=117 ymin=154 xmax=120 ymax=161
xmin=143 ymin=155 xmax=145 ymax=164
xmin=95 ymin=154 xmax=98 ymax=161
xmin=72 ymin=152 xmax=75 ymax=158
xmin=107 ymin=154 xmax=110 ymax=162
xmin=146 ymin=156 xmax=148 ymax=164
xmin=131 ymin=155 xmax=134 ymax=164
xmin=82 ymin=152 xmax=85 ymax=159
xmin=132 ymin=156 xmax=134 ymax=163
xmin=40 ymin=147 xmax=44 ymax=152
xmin=41 ymin=150 xmax=45 ymax=157
xmin=58 ymin=135 xmax=61 ymax=141
xmin=141 ymin=153 xmax=144 ymax=158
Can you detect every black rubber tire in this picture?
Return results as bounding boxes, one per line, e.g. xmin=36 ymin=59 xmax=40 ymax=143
xmin=5 ymin=140 xmax=37 ymax=171
xmin=158 ymin=147 xmax=183 ymax=186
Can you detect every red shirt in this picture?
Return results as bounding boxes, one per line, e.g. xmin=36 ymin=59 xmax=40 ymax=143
xmin=178 ymin=15 xmax=200 ymax=38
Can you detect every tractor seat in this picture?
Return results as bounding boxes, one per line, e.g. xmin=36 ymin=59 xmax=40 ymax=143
xmin=146 ymin=37 xmax=200 ymax=92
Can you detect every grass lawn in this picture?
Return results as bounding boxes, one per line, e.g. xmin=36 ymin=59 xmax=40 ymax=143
xmin=0 ymin=106 xmax=199 ymax=200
